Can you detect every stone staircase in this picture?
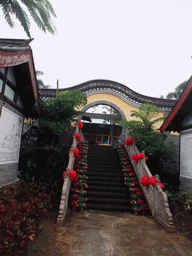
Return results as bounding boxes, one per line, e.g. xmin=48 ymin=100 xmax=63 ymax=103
xmin=86 ymin=144 xmax=131 ymax=211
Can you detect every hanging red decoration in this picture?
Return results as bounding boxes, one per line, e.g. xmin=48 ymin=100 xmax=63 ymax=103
xmin=73 ymin=148 xmax=79 ymax=157
xmin=125 ymin=137 xmax=136 ymax=146
xmin=69 ymin=169 xmax=77 ymax=181
xmin=131 ymin=154 xmax=140 ymax=163
xmin=78 ymin=121 xmax=83 ymax=129
xmin=75 ymin=133 xmax=81 ymax=141
xmin=74 ymin=121 xmax=84 ymax=129
xmin=140 ymin=174 xmax=150 ymax=186
xmin=62 ymin=169 xmax=76 ymax=181
xmin=131 ymin=153 xmax=148 ymax=163
xmin=149 ymin=176 xmax=157 ymax=186
xmin=137 ymin=153 xmax=148 ymax=161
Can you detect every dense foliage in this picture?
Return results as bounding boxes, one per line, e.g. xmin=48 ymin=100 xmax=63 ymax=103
xmin=19 ymin=90 xmax=87 ymax=182
xmin=165 ymin=186 xmax=192 ymax=240
xmin=126 ymin=103 xmax=165 ymax=132
xmin=0 ymin=180 xmax=62 ymax=255
xmin=39 ymin=90 xmax=87 ymax=136
xmin=119 ymin=103 xmax=176 ymax=181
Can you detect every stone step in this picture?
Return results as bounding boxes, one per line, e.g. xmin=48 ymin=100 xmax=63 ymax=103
xmin=85 ymin=144 xmax=131 ymax=212
xmin=87 ymin=197 xmax=130 ymax=205
xmin=88 ymin=167 xmax=121 ymax=173
xmin=87 ymin=191 xmax=129 ymax=199
xmin=87 ymin=180 xmax=124 ymax=188
xmin=88 ymin=176 xmax=123 ymax=183
xmin=87 ymin=185 xmax=127 ymax=194
xmin=87 ymin=172 xmax=122 ymax=178
xmin=88 ymin=162 xmax=120 ymax=168
xmin=86 ymin=203 xmax=131 ymax=212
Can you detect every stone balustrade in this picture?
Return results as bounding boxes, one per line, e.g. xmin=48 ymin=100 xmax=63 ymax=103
xmin=57 ymin=125 xmax=79 ymax=226
xmin=124 ymin=130 xmax=175 ymax=232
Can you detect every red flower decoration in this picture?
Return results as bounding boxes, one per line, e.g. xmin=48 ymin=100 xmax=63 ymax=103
xmin=75 ymin=133 xmax=81 ymax=141
xmin=140 ymin=174 xmax=150 ymax=186
xmin=62 ymin=169 xmax=76 ymax=181
xmin=137 ymin=153 xmax=148 ymax=160
xmin=75 ymin=121 xmax=84 ymax=129
xmin=160 ymin=183 xmax=164 ymax=189
xmin=78 ymin=121 xmax=83 ymax=129
xmin=131 ymin=153 xmax=148 ymax=162
xmin=69 ymin=169 xmax=76 ymax=181
xmin=149 ymin=176 xmax=157 ymax=186
xmin=131 ymin=154 xmax=140 ymax=163
xmin=125 ymin=137 xmax=136 ymax=146
xmin=73 ymin=148 xmax=79 ymax=157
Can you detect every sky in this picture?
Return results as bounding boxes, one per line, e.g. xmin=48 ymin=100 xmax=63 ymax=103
xmin=1 ymin=0 xmax=192 ymax=98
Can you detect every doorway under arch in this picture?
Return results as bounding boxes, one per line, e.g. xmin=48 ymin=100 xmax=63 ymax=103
xmin=79 ymin=100 xmax=126 ymax=145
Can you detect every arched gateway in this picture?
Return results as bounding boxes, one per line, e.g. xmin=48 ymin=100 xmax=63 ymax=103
xmin=40 ymin=80 xmax=176 ymax=143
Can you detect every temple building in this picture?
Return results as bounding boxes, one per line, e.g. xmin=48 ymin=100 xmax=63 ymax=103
xmin=160 ymin=76 xmax=192 ymax=195
xmin=0 ymin=38 xmax=39 ymax=186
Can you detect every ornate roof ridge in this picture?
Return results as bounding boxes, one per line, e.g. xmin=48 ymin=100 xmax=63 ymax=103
xmin=40 ymin=79 xmax=176 ymax=110
xmin=0 ymin=38 xmax=33 ymax=51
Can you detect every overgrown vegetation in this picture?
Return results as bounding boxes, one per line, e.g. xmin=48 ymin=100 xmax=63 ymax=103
xmin=39 ymin=90 xmax=87 ymax=136
xmin=119 ymin=103 xmax=177 ymax=184
xmin=0 ymin=180 xmax=62 ymax=255
xmin=19 ymin=90 xmax=87 ymax=182
xmin=9 ymin=90 xmax=87 ymax=254
xmin=165 ymin=185 xmax=192 ymax=240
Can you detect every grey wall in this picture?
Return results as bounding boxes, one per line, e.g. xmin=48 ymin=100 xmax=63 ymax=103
xmin=0 ymin=163 xmax=18 ymax=187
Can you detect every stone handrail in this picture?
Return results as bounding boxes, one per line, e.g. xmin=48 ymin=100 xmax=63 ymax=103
xmin=57 ymin=125 xmax=79 ymax=226
xmin=124 ymin=130 xmax=175 ymax=232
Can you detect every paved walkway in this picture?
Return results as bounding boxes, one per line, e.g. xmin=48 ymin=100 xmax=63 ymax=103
xmin=54 ymin=210 xmax=192 ymax=256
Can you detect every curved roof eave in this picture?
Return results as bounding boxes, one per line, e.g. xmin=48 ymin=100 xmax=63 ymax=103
xmin=40 ymin=79 xmax=176 ymax=110
xmin=160 ymin=76 xmax=192 ymax=133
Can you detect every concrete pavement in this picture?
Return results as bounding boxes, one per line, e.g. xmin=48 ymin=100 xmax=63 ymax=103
xmin=54 ymin=210 xmax=192 ymax=256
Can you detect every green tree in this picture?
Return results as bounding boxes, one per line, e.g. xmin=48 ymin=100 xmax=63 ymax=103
xmin=19 ymin=90 xmax=87 ymax=181
xmin=119 ymin=103 xmax=176 ymax=179
xmin=166 ymin=79 xmax=190 ymax=100
xmin=128 ymin=103 xmax=165 ymax=131
xmin=39 ymin=90 xmax=87 ymax=136
xmin=57 ymin=90 xmax=88 ymax=110
xmin=0 ymin=0 xmax=56 ymax=38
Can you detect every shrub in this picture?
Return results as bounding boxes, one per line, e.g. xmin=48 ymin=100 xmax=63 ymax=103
xmin=19 ymin=90 xmax=87 ymax=182
xmin=119 ymin=103 xmax=177 ymax=184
